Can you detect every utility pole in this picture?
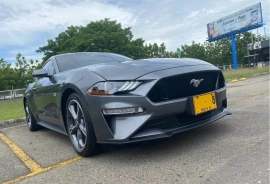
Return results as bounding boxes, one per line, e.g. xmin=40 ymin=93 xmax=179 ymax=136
xmin=264 ymin=27 xmax=266 ymax=39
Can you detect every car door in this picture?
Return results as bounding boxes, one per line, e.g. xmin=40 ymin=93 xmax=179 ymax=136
xmin=33 ymin=59 xmax=62 ymax=126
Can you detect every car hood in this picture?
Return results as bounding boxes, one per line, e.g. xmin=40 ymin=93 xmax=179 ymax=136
xmin=87 ymin=58 xmax=212 ymax=80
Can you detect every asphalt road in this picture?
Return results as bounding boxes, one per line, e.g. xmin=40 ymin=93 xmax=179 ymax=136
xmin=0 ymin=74 xmax=269 ymax=184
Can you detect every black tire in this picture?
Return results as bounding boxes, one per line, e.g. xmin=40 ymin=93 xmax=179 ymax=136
xmin=25 ymin=100 xmax=41 ymax=131
xmin=66 ymin=93 xmax=99 ymax=157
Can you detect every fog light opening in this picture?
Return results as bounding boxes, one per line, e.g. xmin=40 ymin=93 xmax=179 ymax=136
xmin=103 ymin=107 xmax=144 ymax=115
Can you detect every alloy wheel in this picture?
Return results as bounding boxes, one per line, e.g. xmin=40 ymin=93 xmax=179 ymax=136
xmin=25 ymin=104 xmax=31 ymax=128
xmin=67 ymin=99 xmax=87 ymax=151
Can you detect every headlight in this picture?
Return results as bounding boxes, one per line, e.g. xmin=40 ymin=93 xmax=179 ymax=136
xmin=89 ymin=81 xmax=142 ymax=95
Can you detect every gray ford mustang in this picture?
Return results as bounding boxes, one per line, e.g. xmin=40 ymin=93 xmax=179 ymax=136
xmin=24 ymin=52 xmax=231 ymax=157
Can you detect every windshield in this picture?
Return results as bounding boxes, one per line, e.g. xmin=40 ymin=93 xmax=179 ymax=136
xmin=55 ymin=52 xmax=132 ymax=72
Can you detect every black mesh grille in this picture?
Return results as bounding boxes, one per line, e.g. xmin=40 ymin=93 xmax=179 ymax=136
xmin=147 ymin=71 xmax=225 ymax=103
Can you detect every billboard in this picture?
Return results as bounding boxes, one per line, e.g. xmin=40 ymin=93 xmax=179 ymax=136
xmin=207 ymin=3 xmax=262 ymax=39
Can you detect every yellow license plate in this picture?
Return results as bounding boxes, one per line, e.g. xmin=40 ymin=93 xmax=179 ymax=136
xmin=193 ymin=92 xmax=217 ymax=115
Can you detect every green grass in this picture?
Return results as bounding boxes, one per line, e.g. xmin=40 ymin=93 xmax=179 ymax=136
xmin=223 ymin=66 xmax=269 ymax=81
xmin=0 ymin=99 xmax=25 ymax=121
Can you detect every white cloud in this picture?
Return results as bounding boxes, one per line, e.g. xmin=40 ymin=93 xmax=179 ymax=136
xmin=132 ymin=0 xmax=269 ymax=50
xmin=188 ymin=11 xmax=200 ymax=18
xmin=0 ymin=0 xmax=136 ymax=47
xmin=0 ymin=0 xmax=269 ymax=62
xmin=145 ymin=38 xmax=170 ymax=46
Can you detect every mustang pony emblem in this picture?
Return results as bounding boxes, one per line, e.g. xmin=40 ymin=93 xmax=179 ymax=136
xmin=190 ymin=79 xmax=204 ymax=87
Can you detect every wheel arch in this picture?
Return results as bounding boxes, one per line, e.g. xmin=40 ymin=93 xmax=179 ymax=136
xmin=61 ymin=84 xmax=88 ymax=127
xmin=61 ymin=88 xmax=76 ymax=132
xmin=23 ymin=96 xmax=40 ymax=123
xmin=23 ymin=97 xmax=27 ymax=108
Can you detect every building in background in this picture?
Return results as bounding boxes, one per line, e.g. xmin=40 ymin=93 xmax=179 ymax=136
xmin=245 ymin=39 xmax=269 ymax=67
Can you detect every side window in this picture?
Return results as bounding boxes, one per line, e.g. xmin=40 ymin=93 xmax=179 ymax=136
xmin=43 ymin=60 xmax=55 ymax=76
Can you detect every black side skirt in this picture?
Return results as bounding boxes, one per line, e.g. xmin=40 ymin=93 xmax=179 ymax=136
xmin=37 ymin=121 xmax=68 ymax=136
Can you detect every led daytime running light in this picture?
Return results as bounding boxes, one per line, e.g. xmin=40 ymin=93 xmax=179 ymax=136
xmin=103 ymin=107 xmax=144 ymax=115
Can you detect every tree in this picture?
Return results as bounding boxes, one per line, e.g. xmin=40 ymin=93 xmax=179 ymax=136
xmin=13 ymin=53 xmax=39 ymax=88
xmin=180 ymin=32 xmax=264 ymax=66
xmin=0 ymin=54 xmax=39 ymax=90
xmin=37 ymin=19 xmax=145 ymax=63
xmin=0 ymin=58 xmax=13 ymax=90
xmin=37 ymin=18 xmax=177 ymax=64
xmin=181 ymin=41 xmax=206 ymax=60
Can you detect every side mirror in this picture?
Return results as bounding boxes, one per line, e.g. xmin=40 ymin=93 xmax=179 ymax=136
xmin=32 ymin=69 xmax=52 ymax=77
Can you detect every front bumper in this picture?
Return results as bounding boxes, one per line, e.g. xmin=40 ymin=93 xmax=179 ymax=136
xmin=100 ymin=108 xmax=231 ymax=144
xmin=84 ymin=86 xmax=231 ymax=144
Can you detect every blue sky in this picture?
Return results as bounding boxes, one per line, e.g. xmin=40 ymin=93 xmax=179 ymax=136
xmin=0 ymin=0 xmax=269 ymax=65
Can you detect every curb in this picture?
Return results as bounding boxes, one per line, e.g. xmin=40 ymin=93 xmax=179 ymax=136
xmin=252 ymin=72 xmax=269 ymax=77
xmin=226 ymin=71 xmax=269 ymax=83
xmin=0 ymin=118 xmax=26 ymax=128
xmin=229 ymin=78 xmax=248 ymax=83
xmin=230 ymin=79 xmax=238 ymax=83
xmin=238 ymin=78 xmax=246 ymax=81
